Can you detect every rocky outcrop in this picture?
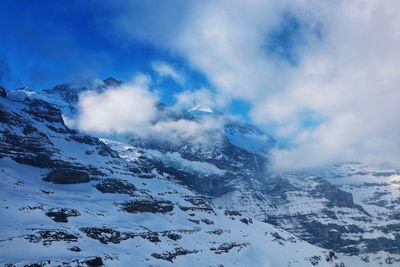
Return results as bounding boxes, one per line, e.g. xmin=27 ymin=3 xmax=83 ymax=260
xmin=80 ymin=227 xmax=133 ymax=244
xmin=0 ymin=86 xmax=7 ymax=98
xmin=70 ymin=134 xmax=119 ymax=158
xmin=103 ymin=77 xmax=122 ymax=87
xmin=45 ymin=208 xmax=80 ymax=223
xmin=179 ymin=195 xmax=215 ymax=214
xmin=144 ymin=159 xmax=233 ymax=196
xmin=151 ymin=247 xmax=199 ymax=262
xmin=310 ymin=178 xmax=368 ymax=214
xmin=25 ymin=229 xmax=78 ymax=246
xmin=80 ymin=226 xmax=162 ymax=244
xmin=44 ymin=167 xmax=91 ymax=184
xmin=84 ymin=257 xmax=104 ymax=267
xmin=120 ymin=199 xmax=174 ymax=214
xmin=95 ymin=178 xmax=136 ymax=195
xmin=210 ymin=242 xmax=249 ymax=254
xmin=25 ymin=99 xmax=65 ymax=124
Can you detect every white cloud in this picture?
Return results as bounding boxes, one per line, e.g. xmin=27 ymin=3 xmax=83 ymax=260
xmin=94 ymin=0 xmax=400 ymax=170
xmin=77 ymin=75 xmax=223 ymax=145
xmin=174 ymin=88 xmax=220 ymax=111
xmin=77 ymin=75 xmax=158 ymax=136
xmin=151 ymin=117 xmax=223 ymax=145
xmin=152 ymin=61 xmax=185 ymax=84
xmin=255 ymin=1 xmax=400 ymax=170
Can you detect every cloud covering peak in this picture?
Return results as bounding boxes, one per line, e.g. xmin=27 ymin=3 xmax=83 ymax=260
xmin=78 ymin=75 xmax=158 ymax=135
xmin=10 ymin=0 xmax=398 ymax=171
xmin=77 ymin=75 xmax=223 ymax=145
xmin=100 ymin=0 xmax=400 ymax=170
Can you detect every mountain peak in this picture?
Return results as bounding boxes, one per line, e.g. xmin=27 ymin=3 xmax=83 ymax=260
xmin=0 ymin=85 xmax=7 ymax=98
xmin=103 ymin=77 xmax=122 ymax=87
xmin=189 ymin=104 xmax=214 ymax=114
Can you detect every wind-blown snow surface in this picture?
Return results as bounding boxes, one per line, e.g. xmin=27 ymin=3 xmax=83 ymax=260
xmin=0 ymin=90 xmax=344 ymax=266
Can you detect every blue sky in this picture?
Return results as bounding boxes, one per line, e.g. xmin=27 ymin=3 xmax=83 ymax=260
xmin=0 ymin=1 xmax=162 ymax=87
xmin=0 ymin=0 xmax=300 ymax=110
xmin=0 ymin=1 xmax=213 ymax=105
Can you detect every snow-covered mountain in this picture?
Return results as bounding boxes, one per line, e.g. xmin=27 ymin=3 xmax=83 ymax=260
xmin=0 ymin=80 xmax=399 ymax=266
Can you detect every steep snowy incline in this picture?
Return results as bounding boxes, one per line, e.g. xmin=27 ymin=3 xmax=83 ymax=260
xmin=0 ymin=88 xmax=345 ymax=266
xmin=4 ymin=79 xmax=400 ymax=266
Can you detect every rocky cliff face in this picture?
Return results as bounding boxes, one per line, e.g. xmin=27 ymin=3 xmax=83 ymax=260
xmin=0 ymin=80 xmax=398 ymax=266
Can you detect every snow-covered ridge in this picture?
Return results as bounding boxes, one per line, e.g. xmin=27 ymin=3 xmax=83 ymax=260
xmin=0 ymin=90 xmax=345 ymax=266
xmin=1 ymin=81 xmax=400 ymax=266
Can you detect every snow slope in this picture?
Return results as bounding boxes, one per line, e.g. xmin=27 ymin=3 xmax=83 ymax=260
xmin=0 ymin=87 xmax=344 ymax=266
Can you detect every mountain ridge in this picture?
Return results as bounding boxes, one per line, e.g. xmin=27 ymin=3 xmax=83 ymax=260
xmin=0 ymin=80 xmax=399 ymax=266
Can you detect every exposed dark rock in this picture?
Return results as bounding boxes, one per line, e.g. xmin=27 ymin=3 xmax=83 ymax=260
xmin=240 ymin=218 xmax=250 ymax=224
xmin=95 ymin=178 xmax=136 ymax=195
xmin=41 ymin=189 xmax=54 ymax=194
xmin=139 ymin=231 xmax=160 ymax=243
xmin=43 ymin=167 xmax=91 ymax=184
xmin=45 ymin=208 xmax=80 ymax=223
xmin=207 ymin=229 xmax=225 ymax=235
xmin=135 ymin=156 xmax=233 ymax=196
xmin=385 ymin=256 xmax=400 ymax=264
xmin=261 ymin=177 xmax=297 ymax=203
xmin=19 ymin=204 xmax=45 ymax=212
xmin=23 ymin=263 xmax=44 ymax=267
xmin=80 ymin=226 xmax=161 ymax=244
xmin=325 ymin=251 xmax=338 ymax=262
xmin=164 ymin=232 xmax=182 ymax=241
xmin=0 ymin=86 xmax=7 ymax=98
xmin=121 ymin=199 xmax=174 ymax=214
xmin=184 ymin=195 xmax=212 ymax=207
xmin=80 ymin=227 xmax=132 ymax=244
xmin=321 ymin=208 xmax=338 ymax=220
xmin=188 ymin=219 xmax=200 ymax=224
xmin=271 ymin=232 xmax=284 ymax=240
xmin=25 ymin=99 xmax=64 ymax=124
xmin=84 ymin=257 xmax=103 ymax=267
xmin=129 ymin=124 xmax=271 ymax=179
xmin=310 ymin=178 xmax=368 ymax=215
xmin=0 ymin=126 xmax=56 ymax=168
xmin=14 ymin=153 xmax=54 ymax=168
xmin=22 ymin=125 xmax=38 ymax=135
xmin=224 ymin=210 xmax=242 ymax=216
xmin=151 ymin=247 xmax=199 ymax=262
xmin=300 ymin=221 xmax=363 ymax=255
xmin=46 ymin=124 xmax=75 ymax=134
xmin=307 ymin=255 xmax=322 ymax=266
xmin=201 ymin=218 xmax=214 ymax=225
xmin=0 ymin=105 xmax=22 ymax=126
xmin=47 ymin=83 xmax=80 ymax=103
xmin=68 ymin=246 xmax=81 ymax=252
xmin=210 ymin=242 xmax=249 ymax=254
xmin=179 ymin=205 xmax=214 ymax=213
xmin=103 ymin=77 xmax=122 ymax=87
xmin=25 ymin=229 xmax=78 ymax=246
xmin=179 ymin=196 xmax=215 ymax=214
xmin=270 ymin=232 xmax=297 ymax=244
xmin=70 ymin=134 xmax=119 ymax=158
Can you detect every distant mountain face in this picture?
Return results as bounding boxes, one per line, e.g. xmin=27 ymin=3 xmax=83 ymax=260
xmin=0 ymin=79 xmax=399 ymax=266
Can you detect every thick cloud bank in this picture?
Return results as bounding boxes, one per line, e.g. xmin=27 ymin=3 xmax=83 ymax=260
xmin=90 ymin=0 xmax=400 ymax=170
xmin=77 ymin=75 xmax=222 ymax=145
xmin=78 ymin=76 xmax=158 ymax=135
